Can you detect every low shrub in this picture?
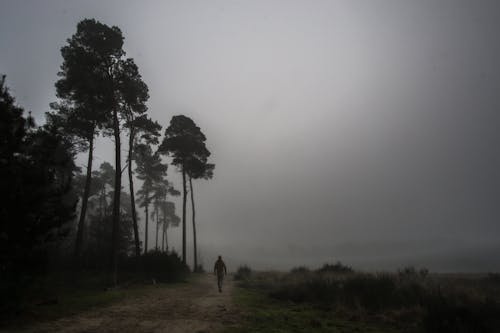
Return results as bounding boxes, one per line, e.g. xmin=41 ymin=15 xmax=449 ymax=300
xmin=270 ymin=272 xmax=418 ymax=311
xmin=234 ymin=265 xmax=252 ymax=281
xmin=398 ymin=266 xmax=429 ymax=281
xmin=194 ymin=264 xmax=205 ymax=273
xmin=238 ymin=264 xmax=500 ymax=332
xmin=316 ymin=261 xmax=354 ymax=274
xmin=290 ymin=266 xmax=310 ymax=274
xmin=341 ymin=274 xmax=397 ymax=310
xmin=122 ymin=250 xmax=189 ymax=283
xmin=423 ymin=295 xmax=500 ymax=333
xmin=487 ymin=273 xmax=500 ymax=283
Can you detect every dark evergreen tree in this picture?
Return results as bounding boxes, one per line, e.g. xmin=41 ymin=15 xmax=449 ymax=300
xmin=53 ymin=18 xmax=152 ymax=283
xmin=151 ymin=179 xmax=180 ymax=251
xmin=186 ymin=159 xmax=214 ymax=271
xmin=118 ymin=58 xmax=160 ymax=257
xmin=0 ymin=76 xmax=77 ymax=275
xmin=49 ymin=18 xmax=123 ymax=262
xmin=159 ymin=115 xmax=210 ymax=265
xmin=135 ymin=144 xmax=167 ymax=253
xmin=160 ymin=201 xmax=180 ymax=252
xmin=84 ymin=164 xmax=135 ymax=268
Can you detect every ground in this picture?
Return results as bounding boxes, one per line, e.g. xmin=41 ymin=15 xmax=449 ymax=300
xmin=3 ymin=272 xmax=407 ymax=333
xmin=12 ymin=274 xmax=239 ymax=333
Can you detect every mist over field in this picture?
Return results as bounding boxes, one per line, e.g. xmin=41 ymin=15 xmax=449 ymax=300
xmin=2 ymin=0 xmax=500 ymax=272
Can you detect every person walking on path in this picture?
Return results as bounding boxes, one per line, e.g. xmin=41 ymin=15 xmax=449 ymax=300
xmin=213 ymin=255 xmax=227 ymax=292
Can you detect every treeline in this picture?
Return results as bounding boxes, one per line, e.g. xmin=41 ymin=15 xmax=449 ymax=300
xmin=0 ymin=19 xmax=214 ymax=285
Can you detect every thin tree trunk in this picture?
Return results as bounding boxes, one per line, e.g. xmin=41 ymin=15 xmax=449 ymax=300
xmin=155 ymin=207 xmax=159 ymax=250
xmin=155 ymin=217 xmax=159 ymax=251
xmin=75 ymin=134 xmax=94 ymax=260
xmin=189 ymin=176 xmax=197 ymax=271
xmin=128 ymin=128 xmax=140 ymax=257
xmin=111 ymin=108 xmax=121 ymax=285
xmin=99 ymin=188 xmax=105 ymax=220
xmin=182 ymin=165 xmax=187 ymax=265
xmin=165 ymin=225 xmax=168 ymax=252
xmin=161 ymin=222 xmax=165 ymax=252
xmin=144 ymin=201 xmax=149 ymax=254
xmin=103 ymin=188 xmax=108 ymax=217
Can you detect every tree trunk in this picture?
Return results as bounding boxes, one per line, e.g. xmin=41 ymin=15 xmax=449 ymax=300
xmin=144 ymin=201 xmax=149 ymax=254
xmin=189 ymin=176 xmax=197 ymax=271
xmin=102 ymin=187 xmax=108 ymax=217
xmin=155 ymin=217 xmax=159 ymax=251
xmin=128 ymin=128 xmax=140 ymax=257
xmin=182 ymin=165 xmax=187 ymax=265
xmin=75 ymin=134 xmax=94 ymax=260
xmin=99 ymin=187 xmax=105 ymax=220
xmin=165 ymin=225 xmax=169 ymax=252
xmin=111 ymin=108 xmax=121 ymax=285
xmin=161 ymin=222 xmax=165 ymax=252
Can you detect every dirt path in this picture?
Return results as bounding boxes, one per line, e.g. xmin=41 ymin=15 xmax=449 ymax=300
xmin=21 ymin=274 xmax=239 ymax=333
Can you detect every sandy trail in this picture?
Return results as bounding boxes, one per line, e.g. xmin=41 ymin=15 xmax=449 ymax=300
xmin=20 ymin=274 xmax=238 ymax=333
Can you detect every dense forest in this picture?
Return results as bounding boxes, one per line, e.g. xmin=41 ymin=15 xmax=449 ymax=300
xmin=0 ymin=18 xmax=214 ymax=296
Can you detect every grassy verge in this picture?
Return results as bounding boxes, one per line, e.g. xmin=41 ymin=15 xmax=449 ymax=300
xmin=1 ymin=251 xmax=191 ymax=329
xmin=229 ymin=285 xmax=401 ymax=333
xmin=1 ymin=281 xmax=183 ymax=330
xmin=0 ymin=272 xmax=191 ymax=330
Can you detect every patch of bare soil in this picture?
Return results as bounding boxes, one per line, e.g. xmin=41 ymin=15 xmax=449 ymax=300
xmin=18 ymin=274 xmax=239 ymax=333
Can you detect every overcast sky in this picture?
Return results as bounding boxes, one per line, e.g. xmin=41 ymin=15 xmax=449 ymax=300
xmin=1 ymin=0 xmax=500 ymax=272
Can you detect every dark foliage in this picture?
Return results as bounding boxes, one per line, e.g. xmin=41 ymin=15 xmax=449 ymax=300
xmin=241 ymin=266 xmax=500 ymax=333
xmin=82 ymin=209 xmax=134 ymax=269
xmin=78 ymin=163 xmax=136 ymax=268
xmin=159 ymin=115 xmax=212 ymax=265
xmin=123 ymin=251 xmax=189 ymax=283
xmin=0 ymin=76 xmax=77 ymax=276
xmin=159 ymin=115 xmax=210 ymax=168
xmin=50 ymin=18 xmax=126 ymax=261
xmin=234 ymin=265 xmax=253 ymax=281
xmin=269 ymin=273 xmax=405 ymax=310
xmin=316 ymin=261 xmax=354 ymax=274
xmin=1 ymin=76 xmax=78 ymax=318
xmin=423 ymin=294 xmax=500 ymax=333
xmin=135 ymin=144 xmax=172 ymax=253
xmin=290 ymin=266 xmax=310 ymax=274
xmin=194 ymin=264 xmax=205 ymax=273
xmin=398 ymin=266 xmax=429 ymax=280
xmin=119 ymin=57 xmax=159 ymax=257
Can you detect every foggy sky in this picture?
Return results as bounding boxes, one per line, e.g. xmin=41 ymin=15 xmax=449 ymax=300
xmin=1 ymin=0 xmax=500 ymax=272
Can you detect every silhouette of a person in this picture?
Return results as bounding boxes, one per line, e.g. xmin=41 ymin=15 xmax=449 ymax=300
xmin=213 ymin=255 xmax=227 ymax=292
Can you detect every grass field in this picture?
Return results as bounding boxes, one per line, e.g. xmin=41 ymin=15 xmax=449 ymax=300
xmin=229 ymin=265 xmax=500 ymax=333
xmin=229 ymin=287 xmax=400 ymax=333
